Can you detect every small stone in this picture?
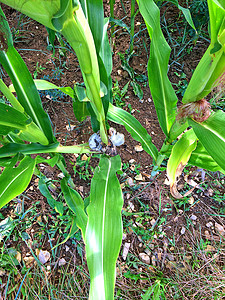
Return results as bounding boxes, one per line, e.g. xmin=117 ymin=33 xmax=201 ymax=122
xmin=139 ymin=99 xmax=144 ymax=103
xmin=58 ymin=258 xmax=67 ymax=267
xmin=24 ymin=256 xmax=35 ymax=267
xmin=66 ymin=124 xmax=76 ymax=131
xmin=151 ymin=255 xmax=157 ymax=266
xmin=47 ymin=265 xmax=51 ymax=270
xmin=127 ymin=201 xmax=135 ymax=211
xmin=144 ymin=248 xmax=151 ymax=256
xmin=205 ymin=245 xmax=215 ymax=252
xmin=164 ymin=178 xmax=170 ymax=185
xmin=127 ymin=177 xmax=134 ymax=186
xmin=188 ymin=196 xmax=194 ymax=205
xmin=126 ymin=193 xmax=131 ymax=200
xmin=206 ymin=221 xmax=213 ymax=228
xmin=135 ymin=173 xmax=143 ymax=181
xmin=16 ymin=251 xmax=22 ymax=263
xmin=134 ymin=145 xmax=143 ymax=152
xmin=181 ymin=227 xmax=186 ymax=235
xmin=122 ymin=242 xmax=131 ymax=260
xmin=139 ymin=253 xmax=150 ymax=264
xmin=129 ymin=159 xmax=135 ymax=164
xmin=147 ymin=98 xmax=152 ymax=103
xmin=57 ymin=172 xmax=65 ymax=179
xmin=65 ymin=245 xmax=70 ymax=252
xmin=150 ymin=218 xmax=156 ymax=226
xmin=38 ymin=250 xmax=50 ymax=264
xmin=139 ymin=243 xmax=143 ymax=248
xmin=81 ymin=154 xmax=88 ymax=161
xmin=205 ymin=230 xmax=211 ymax=239
xmin=190 ymin=215 xmax=197 ymax=221
xmin=208 ymin=188 xmax=213 ymax=196
xmin=130 ymin=164 xmax=136 ymax=171
xmin=215 ymin=223 xmax=225 ymax=235
xmin=78 ymin=186 xmax=84 ymax=193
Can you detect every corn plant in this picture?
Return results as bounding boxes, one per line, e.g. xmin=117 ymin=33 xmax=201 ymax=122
xmin=0 ymin=1 xmax=156 ymax=299
xmin=0 ymin=0 xmax=225 ymax=299
xmin=136 ymin=0 xmax=225 ymax=198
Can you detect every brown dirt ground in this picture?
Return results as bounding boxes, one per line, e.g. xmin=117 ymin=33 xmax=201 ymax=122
xmin=0 ymin=1 xmax=225 ymax=299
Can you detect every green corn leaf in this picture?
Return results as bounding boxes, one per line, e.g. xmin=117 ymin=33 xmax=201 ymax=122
xmin=35 ymin=154 xmax=60 ymax=168
xmin=61 ymin=178 xmax=88 ymax=237
xmin=182 ymin=46 xmax=225 ymax=103
xmin=73 ymin=85 xmax=90 ymax=122
xmin=168 ymin=0 xmax=196 ymax=30
xmin=86 ymin=155 xmax=123 ymax=300
xmin=0 ymin=103 xmax=30 ymax=134
xmin=208 ymin=0 xmax=225 ymax=45
xmin=0 ymin=156 xmax=35 ymax=209
xmin=137 ymin=0 xmax=178 ymax=136
xmin=81 ymin=0 xmax=104 ymax=55
xmin=0 ymin=46 xmax=54 ymax=143
xmin=189 ymin=142 xmax=225 ymax=173
xmin=189 ymin=110 xmax=225 ymax=171
xmin=99 ymin=18 xmax=112 ymax=79
xmin=0 ymin=143 xmax=59 ymax=158
xmin=167 ymin=129 xmax=197 ymax=198
xmin=0 ymin=157 xmax=15 ymax=168
xmin=38 ymin=176 xmax=64 ymax=215
xmin=0 ymin=0 xmax=108 ymax=143
xmin=18 ymin=121 xmax=49 ymax=145
xmin=98 ymin=17 xmax=113 ymax=112
xmin=31 ymin=79 xmax=74 ymax=98
xmin=182 ymin=0 xmax=225 ymax=103
xmin=0 ymin=0 xmax=60 ymax=30
xmin=52 ymin=216 xmax=79 ymax=249
xmin=0 ymin=102 xmax=49 ymax=145
xmin=108 ymin=103 xmax=158 ymax=162
xmin=0 ymin=79 xmax=24 ymax=112
xmin=0 ymin=142 xmax=93 ymax=158
xmin=24 ymin=79 xmax=90 ymax=122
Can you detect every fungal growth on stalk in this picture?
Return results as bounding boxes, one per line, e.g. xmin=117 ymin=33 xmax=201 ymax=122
xmin=89 ymin=128 xmax=125 ymax=156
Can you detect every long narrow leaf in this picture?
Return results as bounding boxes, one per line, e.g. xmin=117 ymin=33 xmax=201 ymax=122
xmin=189 ymin=110 xmax=225 ymax=171
xmin=0 ymin=142 xmax=93 ymax=158
xmin=0 ymin=156 xmax=35 ymax=209
xmin=167 ymin=129 xmax=197 ymax=198
xmin=86 ymin=155 xmax=123 ymax=300
xmin=189 ymin=142 xmax=225 ymax=173
xmin=0 ymin=103 xmax=30 ymax=134
xmin=0 ymin=46 xmax=54 ymax=143
xmin=61 ymin=178 xmax=88 ymax=237
xmin=81 ymin=0 xmax=104 ymax=55
xmin=182 ymin=0 xmax=225 ymax=103
xmin=138 ymin=0 xmax=178 ymax=136
xmin=108 ymin=103 xmax=158 ymax=162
